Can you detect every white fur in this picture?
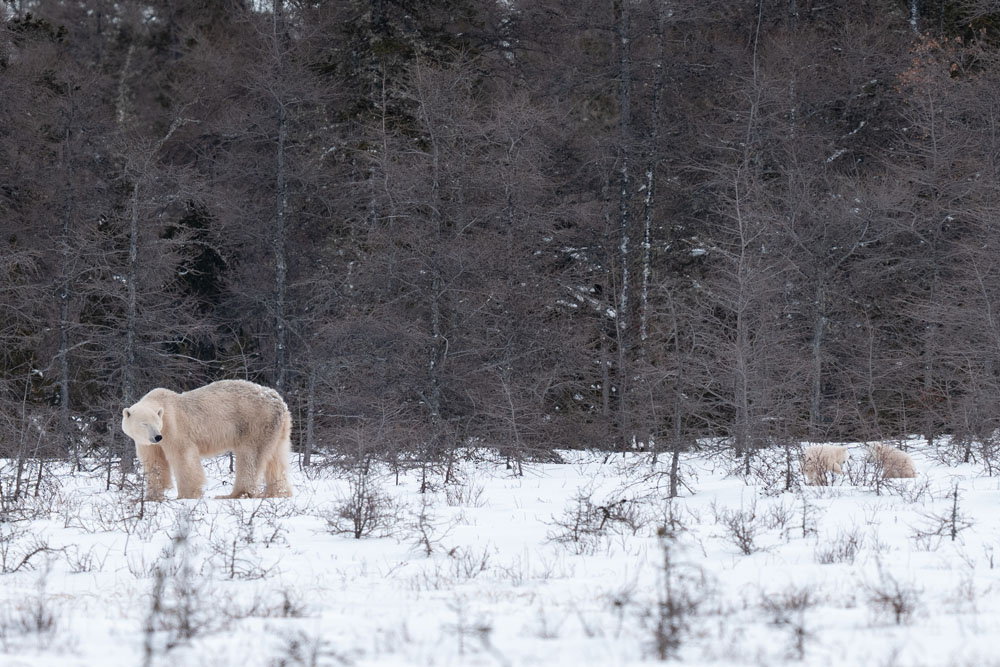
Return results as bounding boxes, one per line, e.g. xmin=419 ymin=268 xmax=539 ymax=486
xmin=802 ymin=445 xmax=849 ymax=486
xmin=868 ymin=443 xmax=916 ymax=479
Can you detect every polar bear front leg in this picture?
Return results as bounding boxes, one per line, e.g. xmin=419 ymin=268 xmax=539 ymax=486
xmin=137 ymin=444 xmax=172 ymax=501
xmin=165 ymin=447 xmax=206 ymax=499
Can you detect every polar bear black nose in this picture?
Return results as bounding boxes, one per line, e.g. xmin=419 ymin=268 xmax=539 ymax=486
xmin=153 ymin=434 xmax=163 ymax=443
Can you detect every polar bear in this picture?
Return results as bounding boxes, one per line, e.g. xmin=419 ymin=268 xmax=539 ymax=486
xmin=801 ymin=445 xmax=849 ymax=486
xmin=122 ymin=379 xmax=293 ymax=500
xmin=868 ymin=443 xmax=916 ymax=479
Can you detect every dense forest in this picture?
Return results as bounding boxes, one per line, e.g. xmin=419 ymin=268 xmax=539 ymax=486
xmin=3 ymin=0 xmax=1000 ymax=480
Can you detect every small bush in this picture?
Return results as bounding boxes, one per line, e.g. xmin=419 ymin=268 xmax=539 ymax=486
xmin=0 ymin=565 xmax=59 ymax=647
xmin=763 ymin=499 xmax=796 ymax=533
xmin=143 ymin=515 xmax=217 ymax=665
xmin=229 ymin=589 xmax=306 ymax=621
xmin=207 ymin=532 xmax=276 ymax=581
xmin=761 ymin=586 xmax=816 ymax=660
xmin=0 ymin=523 xmax=59 ymax=574
xmin=546 ymin=488 xmax=608 ymax=555
xmin=815 ymin=527 xmax=864 ymax=565
xmin=71 ymin=489 xmax=168 ymax=538
xmin=0 ymin=459 xmax=64 ymax=522
xmin=647 ymin=528 xmax=706 ymax=660
xmin=657 ymin=500 xmax=692 ymax=541
xmin=714 ymin=498 xmax=761 ymax=555
xmin=326 ymin=475 xmax=400 ymax=539
xmin=408 ymin=493 xmax=453 ymax=557
xmin=444 ymin=476 xmax=488 ymax=508
xmin=268 ymin=630 xmax=345 ymax=667
xmin=448 ymin=544 xmax=492 ymax=580
xmin=547 ymin=487 xmax=647 ymax=554
xmin=911 ymin=483 xmax=972 ymax=546
xmin=865 ymin=563 xmax=922 ymax=625
xmin=65 ymin=545 xmax=109 ymax=574
xmin=796 ymin=493 xmax=818 ymax=539
xmin=743 ymin=446 xmax=798 ymax=495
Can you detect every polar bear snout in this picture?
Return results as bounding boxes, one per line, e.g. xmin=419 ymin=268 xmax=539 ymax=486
xmin=144 ymin=423 xmax=163 ymax=443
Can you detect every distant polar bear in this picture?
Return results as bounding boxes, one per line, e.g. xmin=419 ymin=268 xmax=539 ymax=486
xmin=802 ymin=445 xmax=849 ymax=486
xmin=121 ymin=379 xmax=293 ymax=500
xmin=868 ymin=443 xmax=916 ymax=479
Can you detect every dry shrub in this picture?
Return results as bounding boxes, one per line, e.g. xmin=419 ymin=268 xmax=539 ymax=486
xmin=647 ymin=528 xmax=708 ymax=660
xmin=546 ymin=487 xmax=646 ymax=554
xmin=865 ymin=562 xmax=922 ymax=625
xmin=814 ymin=527 xmax=864 ymax=564
xmin=761 ymin=585 xmax=817 ymax=660
xmin=325 ymin=474 xmax=401 ymax=539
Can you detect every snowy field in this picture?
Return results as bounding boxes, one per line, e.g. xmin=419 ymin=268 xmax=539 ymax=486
xmin=2 ymin=441 xmax=1000 ymax=667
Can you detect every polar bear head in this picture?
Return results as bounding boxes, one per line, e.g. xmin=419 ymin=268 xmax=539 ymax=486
xmin=122 ymin=402 xmax=165 ymax=446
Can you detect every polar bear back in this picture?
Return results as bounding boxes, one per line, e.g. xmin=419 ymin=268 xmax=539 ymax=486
xmin=153 ymin=379 xmax=290 ymax=458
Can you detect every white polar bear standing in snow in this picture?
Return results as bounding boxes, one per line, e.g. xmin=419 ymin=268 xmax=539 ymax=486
xmin=802 ymin=445 xmax=849 ymax=486
xmin=121 ymin=379 xmax=293 ymax=500
xmin=868 ymin=442 xmax=917 ymax=479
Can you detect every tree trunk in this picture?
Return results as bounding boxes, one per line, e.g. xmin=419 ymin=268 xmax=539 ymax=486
xmin=273 ymin=99 xmax=289 ymax=394
xmin=58 ymin=120 xmax=75 ymax=468
xmin=271 ymin=0 xmax=290 ymax=394
xmin=733 ymin=0 xmax=764 ymax=473
xmin=669 ymin=448 xmax=681 ymax=499
xmin=59 ymin=200 xmax=72 ymax=466
xmin=668 ymin=296 xmax=684 ymax=498
xmin=732 ymin=166 xmax=754 ymax=465
xmin=809 ymin=285 xmax=826 ymax=439
xmin=416 ymin=64 xmax=446 ymax=464
xmin=118 ymin=43 xmax=137 ymax=474
xmin=429 ymin=272 xmax=443 ymax=431
xmin=303 ymin=367 xmax=315 ymax=468
xmin=121 ymin=178 xmax=140 ymax=474
xmin=640 ymin=0 xmax=666 ymax=355
xmin=923 ymin=322 xmax=937 ymax=445
xmin=600 ymin=326 xmax=611 ymax=420
xmin=614 ymin=0 xmax=633 ymax=451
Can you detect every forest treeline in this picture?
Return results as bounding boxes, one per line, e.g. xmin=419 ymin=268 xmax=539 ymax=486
xmin=3 ymin=0 xmax=1000 ymax=477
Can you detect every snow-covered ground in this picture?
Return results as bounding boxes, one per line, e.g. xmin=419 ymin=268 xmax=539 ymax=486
xmin=1 ymin=441 xmax=999 ymax=666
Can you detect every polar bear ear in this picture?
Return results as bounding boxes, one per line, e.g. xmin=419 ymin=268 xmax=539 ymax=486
xmin=123 ymin=408 xmax=131 ymax=419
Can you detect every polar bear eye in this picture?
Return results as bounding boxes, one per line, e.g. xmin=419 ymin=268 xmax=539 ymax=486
xmin=124 ymin=409 xmax=131 ymax=419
